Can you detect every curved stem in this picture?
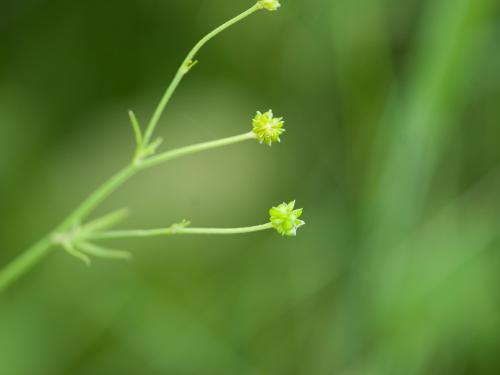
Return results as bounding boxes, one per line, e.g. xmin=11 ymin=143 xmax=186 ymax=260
xmin=85 ymin=223 xmax=274 ymax=240
xmin=142 ymin=3 xmax=260 ymax=145
xmin=0 ymin=4 xmax=265 ymax=293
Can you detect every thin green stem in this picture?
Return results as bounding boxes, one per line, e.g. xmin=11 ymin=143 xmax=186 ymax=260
xmin=142 ymin=3 xmax=261 ymax=145
xmin=85 ymin=223 xmax=274 ymax=240
xmin=174 ymin=223 xmax=274 ymax=235
xmin=0 ymin=131 xmax=256 ymax=292
xmin=139 ymin=132 xmax=256 ymax=169
xmin=0 ymin=166 xmax=140 ymax=283
xmin=0 ymin=238 xmax=53 ymax=292
xmin=0 ymin=3 xmax=266 ymax=293
xmin=58 ymin=165 xmax=137 ymax=231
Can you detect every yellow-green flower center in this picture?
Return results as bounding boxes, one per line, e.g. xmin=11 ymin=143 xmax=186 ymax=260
xmin=269 ymin=201 xmax=305 ymax=236
xmin=252 ymin=110 xmax=285 ymax=146
xmin=257 ymin=0 xmax=281 ymax=11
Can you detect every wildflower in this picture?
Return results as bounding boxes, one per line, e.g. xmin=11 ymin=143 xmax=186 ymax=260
xmin=252 ymin=110 xmax=285 ymax=146
xmin=257 ymin=0 xmax=281 ymax=11
xmin=269 ymin=201 xmax=305 ymax=236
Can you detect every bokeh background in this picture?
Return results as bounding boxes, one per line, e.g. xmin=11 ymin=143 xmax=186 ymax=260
xmin=1 ymin=0 xmax=500 ymax=373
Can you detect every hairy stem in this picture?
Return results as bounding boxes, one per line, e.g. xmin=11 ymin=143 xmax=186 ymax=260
xmin=85 ymin=223 xmax=274 ymax=240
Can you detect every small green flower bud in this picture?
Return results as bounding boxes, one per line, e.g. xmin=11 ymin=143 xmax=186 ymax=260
xmin=269 ymin=201 xmax=305 ymax=236
xmin=257 ymin=0 xmax=281 ymax=11
xmin=252 ymin=110 xmax=285 ymax=146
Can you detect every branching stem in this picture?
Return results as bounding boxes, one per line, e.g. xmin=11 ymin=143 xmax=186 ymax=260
xmin=0 ymin=130 xmax=256 ymax=292
xmin=142 ymin=3 xmax=260 ymax=145
xmin=0 ymin=3 xmax=266 ymax=293
xmin=139 ymin=132 xmax=256 ymax=169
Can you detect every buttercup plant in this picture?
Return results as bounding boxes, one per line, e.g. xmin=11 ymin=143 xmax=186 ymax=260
xmin=270 ymin=201 xmax=305 ymax=236
xmin=252 ymin=110 xmax=285 ymax=146
xmin=258 ymin=0 xmax=282 ymax=11
xmin=0 ymin=0 xmax=303 ymax=291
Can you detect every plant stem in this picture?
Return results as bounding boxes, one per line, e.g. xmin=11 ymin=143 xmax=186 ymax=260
xmin=58 ymin=132 xmax=256 ymax=229
xmin=142 ymin=3 xmax=261 ymax=145
xmin=0 ymin=3 xmax=264 ymax=293
xmin=59 ymin=165 xmax=137 ymax=230
xmin=0 ymin=131 xmax=255 ymax=292
xmin=0 ymin=238 xmax=53 ymax=293
xmin=139 ymin=132 xmax=256 ymax=169
xmin=85 ymin=223 xmax=274 ymax=240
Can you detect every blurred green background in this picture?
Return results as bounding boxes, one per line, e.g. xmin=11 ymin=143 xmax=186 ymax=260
xmin=1 ymin=0 xmax=500 ymax=373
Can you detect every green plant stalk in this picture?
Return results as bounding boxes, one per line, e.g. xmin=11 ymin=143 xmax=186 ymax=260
xmin=0 ymin=3 xmax=266 ymax=293
xmin=84 ymin=223 xmax=274 ymax=240
xmin=0 ymin=132 xmax=255 ymax=292
xmin=142 ymin=3 xmax=260 ymax=145
xmin=0 ymin=238 xmax=53 ymax=292
xmin=140 ymin=132 xmax=255 ymax=169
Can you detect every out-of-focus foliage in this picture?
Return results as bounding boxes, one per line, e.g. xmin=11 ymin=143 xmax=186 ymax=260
xmin=1 ymin=0 xmax=500 ymax=374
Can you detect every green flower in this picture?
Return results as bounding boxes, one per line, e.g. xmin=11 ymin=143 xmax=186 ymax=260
xmin=252 ymin=110 xmax=285 ymax=146
xmin=257 ymin=0 xmax=281 ymax=11
xmin=269 ymin=201 xmax=305 ymax=236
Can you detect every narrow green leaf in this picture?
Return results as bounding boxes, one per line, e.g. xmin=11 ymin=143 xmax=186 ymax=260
xmin=77 ymin=241 xmax=132 ymax=261
xmin=63 ymin=243 xmax=91 ymax=266
xmin=147 ymin=137 xmax=163 ymax=154
xmin=128 ymin=110 xmax=143 ymax=147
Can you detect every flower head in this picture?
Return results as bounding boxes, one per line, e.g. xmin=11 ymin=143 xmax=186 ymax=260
xmin=252 ymin=110 xmax=285 ymax=146
xmin=269 ymin=201 xmax=305 ymax=236
xmin=257 ymin=0 xmax=281 ymax=11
